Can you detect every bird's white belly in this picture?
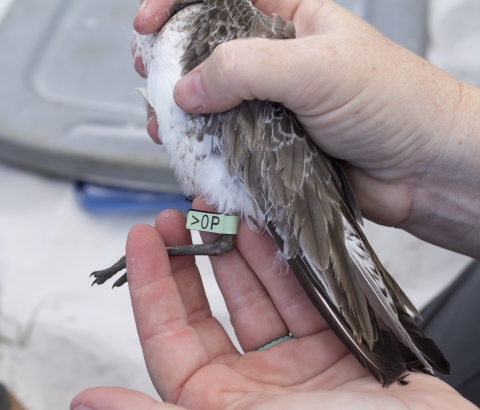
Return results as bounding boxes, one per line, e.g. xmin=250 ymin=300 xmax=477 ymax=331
xmin=133 ymin=6 xmax=263 ymax=225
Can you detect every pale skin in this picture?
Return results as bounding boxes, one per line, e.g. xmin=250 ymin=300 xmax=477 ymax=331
xmin=72 ymin=0 xmax=480 ymax=409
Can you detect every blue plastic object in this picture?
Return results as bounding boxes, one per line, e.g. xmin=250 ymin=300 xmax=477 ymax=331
xmin=75 ymin=182 xmax=191 ymax=213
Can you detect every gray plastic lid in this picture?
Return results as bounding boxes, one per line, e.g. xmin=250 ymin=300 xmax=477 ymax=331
xmin=0 ymin=0 xmax=179 ymax=192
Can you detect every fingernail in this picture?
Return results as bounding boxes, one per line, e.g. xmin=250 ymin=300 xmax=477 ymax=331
xmin=136 ymin=0 xmax=149 ymax=18
xmin=134 ymin=56 xmax=147 ymax=78
xmin=147 ymin=108 xmax=161 ymax=144
xmin=147 ymin=106 xmax=155 ymax=122
xmin=175 ymin=71 xmax=208 ymax=111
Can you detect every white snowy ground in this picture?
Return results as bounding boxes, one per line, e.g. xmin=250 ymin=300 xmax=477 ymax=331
xmin=0 ymin=0 xmax=478 ymax=409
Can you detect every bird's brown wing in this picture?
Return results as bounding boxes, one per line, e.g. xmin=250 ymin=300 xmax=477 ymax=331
xmin=225 ymin=99 xmax=449 ymax=385
xmin=228 ymin=100 xmax=375 ymax=344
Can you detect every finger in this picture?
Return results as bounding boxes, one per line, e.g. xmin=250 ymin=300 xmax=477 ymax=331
xmin=343 ymin=163 xmax=414 ymax=227
xmin=154 ymin=210 xmax=238 ymax=357
xmin=147 ymin=106 xmax=161 ymax=144
xmin=71 ymin=387 xmax=182 ymax=410
xmin=126 ymin=222 xmax=210 ymax=402
xmin=134 ymin=55 xmax=147 ymax=78
xmin=234 ymin=225 xmax=329 ymax=338
xmin=131 ymin=37 xmax=148 ymax=78
xmin=134 ymin=0 xmax=172 ymax=35
xmin=154 ymin=210 xmax=203 ymax=314
xmin=192 ymin=198 xmax=289 ymax=351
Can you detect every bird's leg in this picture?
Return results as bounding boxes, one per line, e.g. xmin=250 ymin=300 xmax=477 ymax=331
xmin=167 ymin=233 xmax=235 ymax=256
xmin=90 ymin=234 xmax=236 ymax=288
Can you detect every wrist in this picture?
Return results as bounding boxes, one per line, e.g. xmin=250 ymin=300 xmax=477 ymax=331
xmin=399 ymin=81 xmax=480 ymax=258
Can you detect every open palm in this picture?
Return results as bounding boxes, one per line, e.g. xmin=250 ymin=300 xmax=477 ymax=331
xmin=71 ymin=200 xmax=475 ymax=410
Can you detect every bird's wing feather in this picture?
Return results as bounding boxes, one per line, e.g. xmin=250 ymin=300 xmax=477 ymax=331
xmin=330 ymin=159 xmax=364 ymax=226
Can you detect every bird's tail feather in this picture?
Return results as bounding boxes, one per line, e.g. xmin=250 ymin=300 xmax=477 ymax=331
xmin=266 ymin=222 xmax=450 ymax=386
xmin=268 ymin=223 xmax=409 ymax=386
xmin=393 ymin=302 xmax=450 ymax=375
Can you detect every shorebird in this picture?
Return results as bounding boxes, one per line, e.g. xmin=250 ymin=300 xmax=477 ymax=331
xmin=91 ymin=0 xmax=449 ymax=386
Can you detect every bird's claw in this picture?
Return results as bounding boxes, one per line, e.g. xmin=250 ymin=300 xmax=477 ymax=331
xmin=90 ymin=255 xmax=127 ymax=287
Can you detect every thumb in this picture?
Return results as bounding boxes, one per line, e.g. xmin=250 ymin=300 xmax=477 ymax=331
xmin=71 ymin=387 xmax=183 ymax=410
xmin=173 ymin=37 xmax=316 ymax=114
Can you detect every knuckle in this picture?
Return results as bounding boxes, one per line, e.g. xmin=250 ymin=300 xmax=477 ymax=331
xmin=212 ymin=41 xmax=242 ymax=86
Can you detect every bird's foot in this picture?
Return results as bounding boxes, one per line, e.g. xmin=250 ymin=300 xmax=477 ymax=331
xmin=90 ymin=234 xmax=235 ymax=288
xmin=90 ymin=255 xmax=127 ymax=288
